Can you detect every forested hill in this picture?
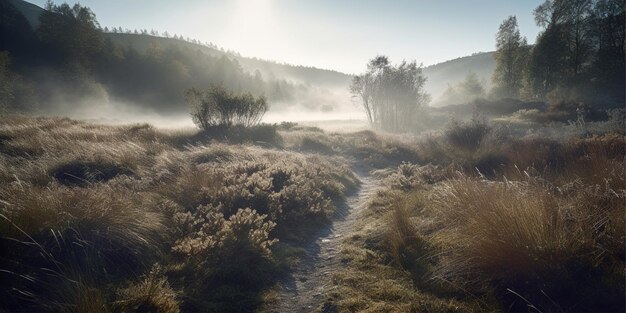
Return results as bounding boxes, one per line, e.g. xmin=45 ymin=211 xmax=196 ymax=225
xmin=0 ymin=0 xmax=356 ymax=115
xmin=1 ymin=0 xmax=499 ymax=116
xmin=104 ymin=33 xmax=352 ymax=88
xmin=4 ymin=0 xmax=352 ymax=88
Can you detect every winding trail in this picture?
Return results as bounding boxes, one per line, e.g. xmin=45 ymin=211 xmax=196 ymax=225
xmin=273 ymin=172 xmax=381 ymax=312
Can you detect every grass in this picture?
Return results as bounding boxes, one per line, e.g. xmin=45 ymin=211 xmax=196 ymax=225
xmin=281 ymin=128 xmax=422 ymax=169
xmin=428 ymin=174 xmax=624 ymax=312
xmin=0 ymin=113 xmax=623 ymax=312
xmin=323 ymin=168 xmax=491 ymax=312
xmin=0 ymin=115 xmax=357 ymax=312
xmin=327 ymin=115 xmax=624 ymax=312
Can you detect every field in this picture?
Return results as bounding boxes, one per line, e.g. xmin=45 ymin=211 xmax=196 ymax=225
xmin=2 ymin=0 xmax=625 ymax=311
xmin=0 ymin=111 xmax=623 ymax=312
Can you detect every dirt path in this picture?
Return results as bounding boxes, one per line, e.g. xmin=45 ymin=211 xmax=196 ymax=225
xmin=273 ymin=173 xmax=380 ymax=312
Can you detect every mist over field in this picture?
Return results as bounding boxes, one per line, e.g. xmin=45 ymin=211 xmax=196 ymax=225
xmin=0 ymin=0 xmax=624 ymax=312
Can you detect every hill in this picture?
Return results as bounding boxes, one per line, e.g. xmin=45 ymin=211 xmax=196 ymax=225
xmin=104 ymin=32 xmax=352 ymax=88
xmin=1 ymin=0 xmax=497 ymax=117
xmin=423 ymin=51 xmax=495 ymax=102
xmin=5 ymin=0 xmax=41 ymax=28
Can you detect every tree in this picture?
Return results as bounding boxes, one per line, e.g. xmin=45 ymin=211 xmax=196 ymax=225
xmin=492 ymin=16 xmax=529 ymax=98
xmin=37 ymin=1 xmax=103 ymax=70
xmin=527 ymin=25 xmax=568 ymax=98
xmin=185 ymin=85 xmax=268 ymax=130
xmin=589 ymin=0 xmax=625 ymax=102
xmin=350 ymin=56 xmax=430 ymax=132
xmin=525 ymin=0 xmax=621 ymax=100
xmin=561 ymin=0 xmax=594 ymax=77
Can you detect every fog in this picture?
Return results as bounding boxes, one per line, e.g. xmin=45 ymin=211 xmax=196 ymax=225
xmin=38 ymin=81 xmax=366 ymax=130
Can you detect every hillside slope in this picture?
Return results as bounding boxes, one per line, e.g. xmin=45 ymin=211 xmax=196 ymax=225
xmin=423 ymin=51 xmax=495 ymax=101
xmin=105 ymin=33 xmax=352 ymax=88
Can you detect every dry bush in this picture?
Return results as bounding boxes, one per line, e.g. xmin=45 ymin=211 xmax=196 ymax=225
xmin=114 ymin=264 xmax=180 ymax=313
xmin=444 ymin=116 xmax=491 ymax=151
xmin=386 ymin=198 xmax=432 ymax=284
xmin=503 ymin=133 xmax=626 ymax=186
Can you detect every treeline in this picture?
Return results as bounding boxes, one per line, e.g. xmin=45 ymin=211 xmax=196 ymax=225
xmin=0 ymin=1 xmax=300 ymax=114
xmin=492 ymin=0 xmax=625 ymax=106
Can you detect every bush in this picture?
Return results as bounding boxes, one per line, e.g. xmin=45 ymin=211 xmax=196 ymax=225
xmin=444 ymin=115 xmax=491 ymax=151
xmin=185 ymin=85 xmax=268 ymax=130
xmin=114 ymin=265 xmax=180 ymax=313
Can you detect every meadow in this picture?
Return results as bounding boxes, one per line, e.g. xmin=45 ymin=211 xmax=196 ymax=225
xmin=322 ymin=115 xmax=625 ymax=313
xmin=0 ymin=110 xmax=623 ymax=312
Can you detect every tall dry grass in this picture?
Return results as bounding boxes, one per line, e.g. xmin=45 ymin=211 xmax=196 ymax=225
xmin=428 ymin=173 xmax=625 ymax=311
xmin=0 ymin=115 xmax=357 ymax=312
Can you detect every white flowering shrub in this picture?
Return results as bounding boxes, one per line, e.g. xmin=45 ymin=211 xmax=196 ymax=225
xmin=157 ymin=150 xmax=356 ymax=242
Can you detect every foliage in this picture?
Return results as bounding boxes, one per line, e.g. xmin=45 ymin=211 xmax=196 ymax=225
xmin=186 ymin=85 xmax=268 ymax=130
xmin=114 ymin=264 xmax=180 ymax=313
xmin=0 ymin=51 xmax=37 ymax=113
xmin=492 ymin=16 xmax=529 ymax=98
xmin=1 ymin=1 xmax=309 ymax=114
xmin=523 ymin=0 xmax=625 ymax=103
xmin=37 ymin=1 xmax=103 ymax=71
xmin=330 ymin=124 xmax=624 ymax=312
xmin=350 ymin=56 xmax=430 ymax=132
xmin=444 ymin=115 xmax=492 ymax=152
xmin=281 ymin=128 xmax=422 ymax=169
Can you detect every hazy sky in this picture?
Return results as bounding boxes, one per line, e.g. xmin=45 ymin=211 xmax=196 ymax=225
xmin=30 ymin=0 xmax=543 ymax=74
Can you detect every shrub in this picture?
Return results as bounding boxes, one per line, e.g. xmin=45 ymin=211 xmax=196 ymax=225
xmin=172 ymin=124 xmax=282 ymax=147
xmin=185 ymin=85 xmax=268 ymax=130
xmin=114 ymin=264 xmax=180 ymax=313
xmin=444 ymin=115 xmax=491 ymax=151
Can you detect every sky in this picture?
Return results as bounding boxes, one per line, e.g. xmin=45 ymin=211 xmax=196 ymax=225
xmin=29 ymin=0 xmax=544 ymax=74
